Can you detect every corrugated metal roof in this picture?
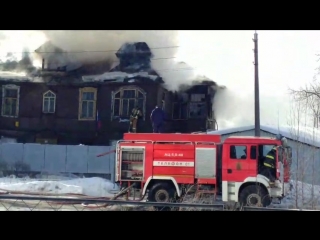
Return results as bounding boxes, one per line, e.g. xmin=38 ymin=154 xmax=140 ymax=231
xmin=208 ymin=125 xmax=320 ymax=148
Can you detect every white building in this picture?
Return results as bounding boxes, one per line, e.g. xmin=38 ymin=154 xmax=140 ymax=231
xmin=208 ymin=125 xmax=320 ymax=185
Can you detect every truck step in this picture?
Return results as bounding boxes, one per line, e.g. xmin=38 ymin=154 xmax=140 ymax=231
xmin=195 ymin=188 xmax=217 ymax=201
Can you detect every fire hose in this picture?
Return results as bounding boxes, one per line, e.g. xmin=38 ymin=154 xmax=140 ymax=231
xmin=96 ymin=149 xmax=116 ymax=157
xmin=0 ymin=185 xmax=146 ymax=209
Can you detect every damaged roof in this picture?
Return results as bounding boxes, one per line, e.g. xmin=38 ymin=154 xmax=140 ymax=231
xmin=34 ymin=41 xmax=65 ymax=54
xmin=115 ymin=42 xmax=153 ymax=58
xmin=82 ymin=71 xmax=163 ymax=83
xmin=0 ymin=70 xmax=163 ymax=85
xmin=0 ymin=42 xmax=212 ymax=87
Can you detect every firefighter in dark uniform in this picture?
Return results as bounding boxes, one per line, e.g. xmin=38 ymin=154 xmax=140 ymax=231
xmin=261 ymin=146 xmax=277 ymax=182
xmin=129 ymin=106 xmax=142 ymax=133
xmin=150 ymin=105 xmax=165 ymax=133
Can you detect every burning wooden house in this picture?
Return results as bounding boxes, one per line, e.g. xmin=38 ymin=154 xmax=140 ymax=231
xmin=0 ymin=41 xmax=219 ymax=145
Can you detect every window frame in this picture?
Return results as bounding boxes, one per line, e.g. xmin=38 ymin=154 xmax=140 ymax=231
xmin=250 ymin=145 xmax=257 ymax=160
xmin=78 ymin=87 xmax=97 ymax=121
xmin=1 ymin=84 xmax=20 ymax=118
xmin=111 ymin=86 xmax=146 ymax=120
xmin=42 ymin=90 xmax=56 ymax=114
xmin=188 ymin=93 xmax=207 ymax=119
xmin=172 ymin=102 xmax=188 ymax=120
xmin=230 ymin=145 xmax=248 ymax=160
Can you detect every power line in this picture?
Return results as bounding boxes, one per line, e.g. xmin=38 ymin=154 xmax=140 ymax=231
xmin=155 ymin=67 xmax=195 ymax=72
xmin=112 ymin=56 xmax=176 ymax=63
xmin=0 ymin=46 xmax=179 ymax=54
xmin=0 ymin=45 xmax=196 ymax=73
xmin=0 ymin=56 xmax=177 ymax=63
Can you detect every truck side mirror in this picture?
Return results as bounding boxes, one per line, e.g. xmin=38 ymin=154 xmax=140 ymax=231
xmin=287 ymin=146 xmax=292 ymax=158
xmin=286 ymin=146 xmax=292 ymax=166
xmin=278 ymin=147 xmax=284 ymax=163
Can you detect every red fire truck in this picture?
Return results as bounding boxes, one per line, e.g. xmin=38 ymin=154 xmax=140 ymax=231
xmin=114 ymin=132 xmax=292 ymax=207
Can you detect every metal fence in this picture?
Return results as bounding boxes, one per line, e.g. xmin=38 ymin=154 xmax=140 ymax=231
xmin=0 ymin=194 xmax=316 ymax=211
xmin=0 ymin=143 xmax=115 ymax=181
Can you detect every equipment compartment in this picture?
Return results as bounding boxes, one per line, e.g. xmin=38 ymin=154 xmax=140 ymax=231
xmin=120 ymin=147 xmax=145 ymax=181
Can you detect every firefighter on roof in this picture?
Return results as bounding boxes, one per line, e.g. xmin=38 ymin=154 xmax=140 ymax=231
xmin=261 ymin=146 xmax=277 ymax=182
xmin=150 ymin=105 xmax=165 ymax=133
xmin=129 ymin=106 xmax=142 ymax=133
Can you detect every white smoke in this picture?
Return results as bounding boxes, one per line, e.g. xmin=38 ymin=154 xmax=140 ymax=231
xmin=0 ymin=31 xmax=46 ymax=65
xmin=176 ymin=30 xmax=319 ymax=129
xmin=0 ymin=30 xmax=318 ymax=129
xmin=40 ymin=30 xmax=199 ymax=91
xmin=0 ymin=31 xmax=206 ymax=91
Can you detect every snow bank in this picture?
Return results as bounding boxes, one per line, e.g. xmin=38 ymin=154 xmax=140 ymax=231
xmin=0 ymin=180 xmax=82 ymax=195
xmin=61 ymin=177 xmax=119 ymax=197
xmin=0 ymin=176 xmax=119 ymax=197
xmin=274 ymin=180 xmax=320 ymax=209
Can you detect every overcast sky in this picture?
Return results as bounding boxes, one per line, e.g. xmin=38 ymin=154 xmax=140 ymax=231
xmin=177 ymin=30 xmax=320 ymax=129
xmin=0 ymin=30 xmax=319 ymax=129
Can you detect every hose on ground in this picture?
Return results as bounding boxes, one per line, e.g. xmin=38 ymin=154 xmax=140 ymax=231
xmin=0 ymin=185 xmax=146 ymax=209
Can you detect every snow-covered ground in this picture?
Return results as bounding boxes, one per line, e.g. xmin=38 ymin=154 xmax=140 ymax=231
xmin=0 ymin=174 xmax=318 ymax=209
xmin=273 ymin=180 xmax=320 ymax=209
xmin=0 ymin=175 xmax=119 ymax=197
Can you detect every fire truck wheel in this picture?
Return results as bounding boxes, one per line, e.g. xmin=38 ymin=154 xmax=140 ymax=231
xmin=239 ymin=185 xmax=271 ymax=207
xmin=148 ymin=182 xmax=177 ymax=210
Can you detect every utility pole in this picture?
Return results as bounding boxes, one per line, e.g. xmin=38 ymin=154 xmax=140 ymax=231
xmin=253 ymin=31 xmax=260 ymax=137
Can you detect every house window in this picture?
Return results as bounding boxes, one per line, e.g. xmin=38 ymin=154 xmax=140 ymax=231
xmin=112 ymin=86 xmax=146 ymax=119
xmin=2 ymin=85 xmax=20 ymax=118
xmin=172 ymin=102 xmax=188 ymax=120
xmin=42 ymin=90 xmax=56 ymax=113
xmin=230 ymin=145 xmax=247 ymax=160
xmin=190 ymin=93 xmax=205 ymax=102
xmin=189 ymin=93 xmax=206 ymax=119
xmin=79 ymin=87 xmax=97 ymax=120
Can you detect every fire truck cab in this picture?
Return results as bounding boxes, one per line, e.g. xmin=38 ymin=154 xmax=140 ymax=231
xmin=115 ymin=133 xmax=292 ymax=207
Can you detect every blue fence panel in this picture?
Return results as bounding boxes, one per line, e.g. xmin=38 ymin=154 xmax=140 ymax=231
xmin=23 ymin=144 xmax=45 ymax=172
xmin=1 ymin=143 xmax=24 ymax=167
xmin=0 ymin=143 xmax=116 ymax=179
xmin=66 ymin=145 xmax=88 ymax=173
xmin=88 ymin=146 xmax=113 ymax=174
xmin=44 ymin=145 xmax=67 ymax=173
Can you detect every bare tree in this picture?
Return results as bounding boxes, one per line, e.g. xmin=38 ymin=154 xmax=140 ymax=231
xmin=287 ymin=100 xmax=304 ymax=208
xmin=289 ymin=77 xmax=320 ymax=126
xmin=287 ymin=90 xmax=320 ymax=209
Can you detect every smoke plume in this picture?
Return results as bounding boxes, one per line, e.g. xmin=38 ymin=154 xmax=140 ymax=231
xmin=40 ymin=30 xmax=199 ymax=90
xmin=1 ymin=30 xmax=314 ymax=130
xmin=0 ymin=30 xmax=200 ymax=90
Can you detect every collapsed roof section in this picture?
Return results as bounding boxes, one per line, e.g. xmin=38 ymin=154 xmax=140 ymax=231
xmin=82 ymin=71 xmax=162 ymax=84
xmin=110 ymin=42 xmax=157 ymax=75
xmin=0 ymin=42 xmax=220 ymax=88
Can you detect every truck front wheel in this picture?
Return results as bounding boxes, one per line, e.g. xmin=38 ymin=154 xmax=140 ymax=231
xmin=148 ymin=182 xmax=176 ymax=210
xmin=239 ymin=185 xmax=271 ymax=207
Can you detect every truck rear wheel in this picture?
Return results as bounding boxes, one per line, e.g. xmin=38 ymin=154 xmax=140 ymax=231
xmin=239 ymin=185 xmax=271 ymax=207
xmin=148 ymin=182 xmax=176 ymax=211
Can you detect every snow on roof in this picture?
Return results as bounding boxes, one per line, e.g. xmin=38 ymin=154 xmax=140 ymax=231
xmin=208 ymin=125 xmax=320 ymax=148
xmin=0 ymin=72 xmax=32 ymax=82
xmin=82 ymin=71 xmax=159 ymax=82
